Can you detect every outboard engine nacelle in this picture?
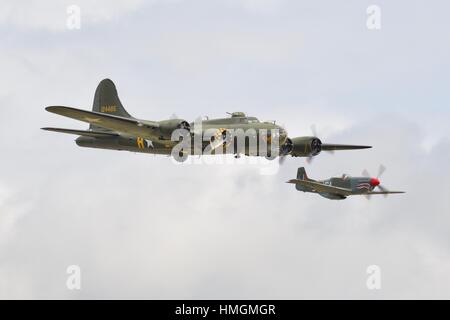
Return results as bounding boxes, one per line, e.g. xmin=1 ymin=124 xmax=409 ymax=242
xmin=288 ymin=136 xmax=322 ymax=157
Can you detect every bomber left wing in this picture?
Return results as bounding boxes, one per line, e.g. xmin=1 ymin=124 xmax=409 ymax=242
xmin=41 ymin=127 xmax=119 ymax=138
xmin=45 ymin=106 xmax=160 ymax=139
xmin=286 ymin=179 xmax=353 ymax=196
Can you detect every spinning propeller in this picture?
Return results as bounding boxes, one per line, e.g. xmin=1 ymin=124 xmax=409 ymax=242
xmin=362 ymin=164 xmax=390 ymax=198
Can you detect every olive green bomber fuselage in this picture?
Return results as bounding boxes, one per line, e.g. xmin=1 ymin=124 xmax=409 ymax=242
xmin=75 ymin=116 xmax=287 ymax=157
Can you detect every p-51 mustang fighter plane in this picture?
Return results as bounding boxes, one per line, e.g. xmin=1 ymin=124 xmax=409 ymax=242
xmin=287 ymin=166 xmax=405 ymax=200
xmin=42 ymin=79 xmax=371 ymax=161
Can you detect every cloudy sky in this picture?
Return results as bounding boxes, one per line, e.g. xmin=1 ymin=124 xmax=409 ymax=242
xmin=0 ymin=0 xmax=449 ymax=299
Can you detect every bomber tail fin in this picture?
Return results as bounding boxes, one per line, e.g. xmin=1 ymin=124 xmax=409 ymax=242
xmin=91 ymin=78 xmax=132 ymax=130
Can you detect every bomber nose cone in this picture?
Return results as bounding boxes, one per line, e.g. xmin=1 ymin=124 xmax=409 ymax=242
xmin=370 ymin=178 xmax=380 ymax=186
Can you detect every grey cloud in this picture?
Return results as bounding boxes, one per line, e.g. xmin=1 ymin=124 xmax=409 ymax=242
xmin=0 ymin=0 xmax=449 ymax=299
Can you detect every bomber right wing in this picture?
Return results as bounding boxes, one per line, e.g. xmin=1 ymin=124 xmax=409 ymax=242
xmin=321 ymin=144 xmax=372 ymax=151
xmin=45 ymin=106 xmax=160 ymax=139
xmin=287 ymin=179 xmax=354 ymax=196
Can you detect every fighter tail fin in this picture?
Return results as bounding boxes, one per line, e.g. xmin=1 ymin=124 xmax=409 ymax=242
xmin=297 ymin=167 xmax=309 ymax=181
xmin=91 ymin=79 xmax=132 ymax=130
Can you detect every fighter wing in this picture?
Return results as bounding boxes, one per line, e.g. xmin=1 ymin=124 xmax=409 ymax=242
xmin=45 ymin=106 xmax=160 ymax=139
xmin=286 ymin=179 xmax=353 ymax=196
xmin=365 ymin=191 xmax=405 ymax=195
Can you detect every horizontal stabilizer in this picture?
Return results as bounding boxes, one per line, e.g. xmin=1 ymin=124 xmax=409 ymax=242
xmin=321 ymin=144 xmax=372 ymax=151
xmin=41 ymin=127 xmax=118 ymax=138
xmin=45 ymin=106 xmax=159 ymax=139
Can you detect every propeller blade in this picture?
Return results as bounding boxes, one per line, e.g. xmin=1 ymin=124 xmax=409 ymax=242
xmin=377 ymin=184 xmax=389 ymax=198
xmin=321 ymin=144 xmax=372 ymax=151
xmin=377 ymin=164 xmax=386 ymax=178
xmin=310 ymin=125 xmax=336 ymax=154
xmin=311 ymin=124 xmax=318 ymax=137
xmin=309 ymin=125 xmax=370 ymax=154
xmin=279 ymin=155 xmax=287 ymax=165
xmin=209 ymin=129 xmax=232 ymax=152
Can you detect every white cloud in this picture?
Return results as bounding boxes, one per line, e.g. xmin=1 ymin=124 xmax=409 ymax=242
xmin=0 ymin=183 xmax=30 ymax=247
xmin=0 ymin=0 xmax=147 ymax=31
xmin=227 ymin=0 xmax=285 ymax=15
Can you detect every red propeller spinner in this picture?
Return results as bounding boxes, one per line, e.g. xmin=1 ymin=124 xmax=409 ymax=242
xmin=370 ymin=178 xmax=380 ymax=187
